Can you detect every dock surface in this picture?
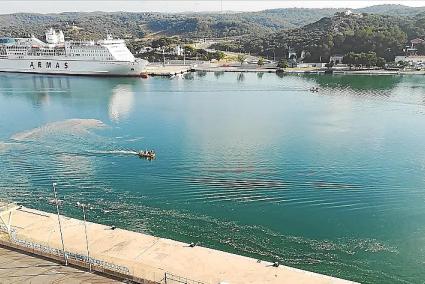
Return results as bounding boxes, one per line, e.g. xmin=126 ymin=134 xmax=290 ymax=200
xmin=0 ymin=246 xmax=120 ymax=284
xmin=0 ymin=204 xmax=357 ymax=284
xmin=145 ymin=64 xmax=191 ymax=76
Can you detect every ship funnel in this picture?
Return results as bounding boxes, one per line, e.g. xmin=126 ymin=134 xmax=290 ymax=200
xmin=45 ymin=28 xmax=62 ymax=44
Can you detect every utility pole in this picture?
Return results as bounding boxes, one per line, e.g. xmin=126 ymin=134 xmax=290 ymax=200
xmin=81 ymin=204 xmax=91 ymax=272
xmin=162 ymin=47 xmax=165 ymax=66
xmin=52 ymin=183 xmax=67 ymax=265
xmin=183 ymin=47 xmax=186 ymax=65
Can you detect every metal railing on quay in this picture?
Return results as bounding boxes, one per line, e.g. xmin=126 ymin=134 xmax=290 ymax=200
xmin=0 ymin=224 xmax=202 ymax=284
xmin=0 ymin=198 xmax=16 ymax=212
xmin=0 ymin=196 xmax=209 ymax=284
xmin=163 ymin=272 xmax=206 ymax=284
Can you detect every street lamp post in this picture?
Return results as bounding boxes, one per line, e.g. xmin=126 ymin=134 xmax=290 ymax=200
xmin=81 ymin=204 xmax=92 ymax=271
xmin=162 ymin=47 xmax=165 ymax=66
xmin=52 ymin=182 xmax=67 ymax=265
xmin=183 ymin=47 xmax=186 ymax=66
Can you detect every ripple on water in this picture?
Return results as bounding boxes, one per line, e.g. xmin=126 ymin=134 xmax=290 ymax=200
xmin=74 ymin=197 xmax=398 ymax=282
xmin=1 ymin=74 xmax=424 ymax=284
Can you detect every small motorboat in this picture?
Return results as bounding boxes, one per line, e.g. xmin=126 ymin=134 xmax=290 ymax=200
xmin=137 ymin=150 xmax=156 ymax=159
xmin=310 ymin=87 xmax=319 ymax=92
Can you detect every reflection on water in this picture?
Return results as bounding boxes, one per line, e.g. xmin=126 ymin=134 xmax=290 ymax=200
xmin=0 ymin=72 xmax=425 ymax=283
xmin=307 ymin=74 xmax=402 ymax=90
xmin=109 ymin=85 xmax=135 ymax=122
xmin=184 ymin=72 xmax=194 ymax=80
xmin=196 ymin=70 xmax=207 ymax=77
xmin=214 ymin=71 xmax=224 ymax=78
xmin=310 ymin=74 xmax=425 ymax=108
xmin=0 ymin=74 xmax=72 ymax=106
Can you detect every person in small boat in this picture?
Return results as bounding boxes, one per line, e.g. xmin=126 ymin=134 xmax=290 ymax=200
xmin=137 ymin=149 xmax=155 ymax=157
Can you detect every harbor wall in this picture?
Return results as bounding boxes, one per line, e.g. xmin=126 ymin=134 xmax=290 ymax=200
xmin=0 ymin=238 xmax=157 ymax=284
xmin=0 ymin=204 xmax=357 ymax=284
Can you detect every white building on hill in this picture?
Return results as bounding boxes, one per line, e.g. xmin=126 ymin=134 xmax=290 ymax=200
xmin=395 ymin=55 xmax=425 ymax=66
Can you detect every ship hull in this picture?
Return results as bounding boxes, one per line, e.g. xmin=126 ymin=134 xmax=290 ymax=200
xmin=0 ymin=58 xmax=148 ymax=77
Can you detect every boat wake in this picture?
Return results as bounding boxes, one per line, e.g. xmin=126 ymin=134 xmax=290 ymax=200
xmin=5 ymin=119 xmax=143 ymax=159
xmin=86 ymin=149 xmax=138 ymax=155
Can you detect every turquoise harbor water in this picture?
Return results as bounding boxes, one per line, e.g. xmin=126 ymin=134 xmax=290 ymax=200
xmin=1 ymin=72 xmax=425 ymax=283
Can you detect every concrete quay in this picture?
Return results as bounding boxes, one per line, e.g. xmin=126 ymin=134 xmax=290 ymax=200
xmin=0 ymin=245 xmax=120 ymax=284
xmin=145 ymin=64 xmax=192 ymax=76
xmin=0 ymin=204 xmax=358 ymax=284
xmin=192 ymin=65 xmax=277 ymax=73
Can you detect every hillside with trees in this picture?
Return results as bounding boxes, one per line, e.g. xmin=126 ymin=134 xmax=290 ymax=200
xmin=2 ymin=5 xmax=425 ymax=63
xmin=0 ymin=9 xmax=343 ymax=40
xmin=216 ymin=12 xmax=425 ymax=62
xmin=357 ymin=4 xmax=425 ymax=17
xmin=1 ymin=5 xmax=424 ymax=41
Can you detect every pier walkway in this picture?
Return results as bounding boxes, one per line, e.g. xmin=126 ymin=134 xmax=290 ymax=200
xmin=0 ymin=246 xmax=120 ymax=284
xmin=0 ymin=204 xmax=357 ymax=284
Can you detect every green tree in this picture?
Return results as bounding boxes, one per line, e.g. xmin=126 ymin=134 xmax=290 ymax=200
xmin=398 ymin=60 xmax=409 ymax=69
xmin=151 ymin=37 xmax=179 ymax=48
xmin=376 ymin=57 xmax=386 ymax=68
xmin=277 ymin=58 xmax=288 ymax=68
xmin=344 ymin=52 xmax=385 ymax=68
xmin=325 ymin=61 xmax=334 ymax=69
xmin=237 ymin=54 xmax=247 ymax=65
xmin=343 ymin=52 xmax=356 ymax=69
xmin=417 ymin=43 xmax=425 ymax=55
xmin=365 ymin=52 xmax=378 ymax=68
xmin=303 ymin=51 xmax=311 ymax=61
xmin=257 ymin=57 xmax=265 ymax=66
xmin=214 ymin=51 xmax=225 ymax=61
xmin=184 ymin=45 xmax=196 ymax=55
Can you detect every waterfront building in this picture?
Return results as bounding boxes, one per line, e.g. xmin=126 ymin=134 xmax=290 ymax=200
xmin=395 ymin=55 xmax=425 ymax=68
xmin=404 ymin=38 xmax=425 ymax=55
xmin=329 ymin=54 xmax=344 ymax=65
xmin=174 ymin=45 xmax=184 ymax=56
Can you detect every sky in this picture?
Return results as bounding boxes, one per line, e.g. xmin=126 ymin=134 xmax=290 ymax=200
xmin=0 ymin=0 xmax=424 ymax=14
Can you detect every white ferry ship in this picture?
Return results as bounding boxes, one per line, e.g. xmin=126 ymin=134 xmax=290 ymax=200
xmin=0 ymin=28 xmax=148 ymax=76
